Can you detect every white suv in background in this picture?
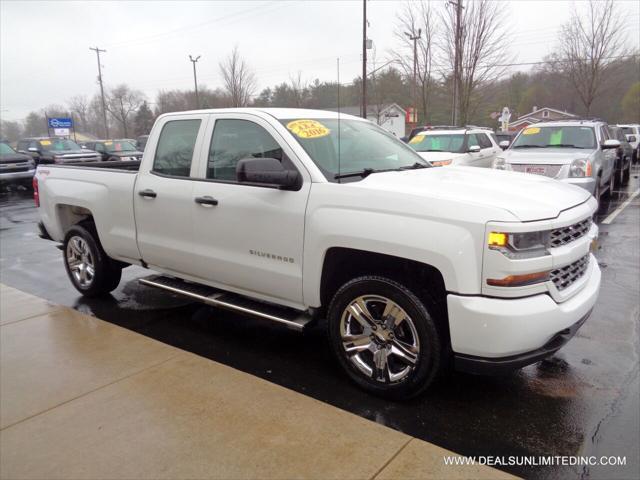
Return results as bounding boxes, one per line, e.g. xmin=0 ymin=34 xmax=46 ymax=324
xmin=408 ymin=127 xmax=500 ymax=168
xmin=493 ymin=120 xmax=620 ymax=207
xmin=616 ymin=124 xmax=639 ymax=163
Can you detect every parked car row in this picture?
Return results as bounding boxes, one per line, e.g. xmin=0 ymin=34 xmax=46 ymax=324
xmin=404 ymin=120 xmax=638 ymax=212
xmin=1 ymin=135 xmax=149 ymax=186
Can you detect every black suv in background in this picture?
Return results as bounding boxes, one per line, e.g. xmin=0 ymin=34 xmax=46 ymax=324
xmin=608 ymin=126 xmax=633 ymax=187
xmin=17 ymin=138 xmax=101 ymax=166
xmin=0 ymin=142 xmax=35 ymax=186
xmin=82 ymin=139 xmax=143 ymax=161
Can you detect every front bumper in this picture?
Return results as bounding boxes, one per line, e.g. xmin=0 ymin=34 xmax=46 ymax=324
xmin=0 ymin=168 xmax=36 ymax=181
xmin=561 ymin=176 xmax=596 ymax=195
xmin=447 ymin=255 xmax=600 ymax=367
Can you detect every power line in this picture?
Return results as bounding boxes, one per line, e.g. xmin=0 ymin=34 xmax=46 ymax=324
xmin=104 ymin=2 xmax=281 ymax=49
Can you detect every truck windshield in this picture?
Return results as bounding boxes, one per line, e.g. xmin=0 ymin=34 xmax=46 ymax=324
xmin=104 ymin=140 xmax=137 ymax=153
xmin=0 ymin=143 xmax=16 ymax=155
xmin=511 ymin=126 xmax=596 ymax=149
xmin=280 ymin=118 xmax=428 ymax=182
xmin=409 ymin=134 xmax=465 ymax=153
xmin=39 ymin=139 xmax=82 ymax=151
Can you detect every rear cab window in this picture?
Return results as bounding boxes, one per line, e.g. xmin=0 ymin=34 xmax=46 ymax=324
xmin=152 ymin=119 xmax=202 ymax=177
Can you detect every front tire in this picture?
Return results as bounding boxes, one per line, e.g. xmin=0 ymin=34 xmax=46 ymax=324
xmin=63 ymin=223 xmax=122 ymax=297
xmin=327 ymin=276 xmax=442 ymax=399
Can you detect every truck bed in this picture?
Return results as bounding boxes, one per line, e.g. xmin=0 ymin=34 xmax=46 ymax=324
xmin=43 ymin=160 xmax=141 ymax=171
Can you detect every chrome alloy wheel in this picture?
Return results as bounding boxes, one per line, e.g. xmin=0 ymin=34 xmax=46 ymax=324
xmin=340 ymin=295 xmax=420 ymax=384
xmin=66 ymin=236 xmax=95 ymax=288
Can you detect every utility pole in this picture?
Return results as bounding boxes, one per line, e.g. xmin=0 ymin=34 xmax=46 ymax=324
xmin=448 ymin=0 xmax=463 ymax=125
xmin=90 ymin=46 xmax=109 ymax=138
xmin=189 ymin=55 xmax=201 ymax=109
xmin=361 ymin=0 xmax=367 ymax=118
xmin=405 ymin=29 xmax=421 ymax=127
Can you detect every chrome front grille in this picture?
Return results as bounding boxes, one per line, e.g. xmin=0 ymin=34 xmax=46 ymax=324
xmin=510 ymin=164 xmax=563 ymax=178
xmin=551 ymin=255 xmax=590 ymax=291
xmin=550 ymin=217 xmax=592 ymax=248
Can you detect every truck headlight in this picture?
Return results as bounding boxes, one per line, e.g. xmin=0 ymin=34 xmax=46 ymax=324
xmin=492 ymin=157 xmax=509 ymax=170
xmin=488 ymin=231 xmax=550 ymax=258
xmin=569 ymin=158 xmax=592 ymax=178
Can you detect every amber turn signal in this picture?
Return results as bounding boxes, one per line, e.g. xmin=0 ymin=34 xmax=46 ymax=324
xmin=487 ymin=270 xmax=550 ymax=287
xmin=488 ymin=232 xmax=508 ymax=248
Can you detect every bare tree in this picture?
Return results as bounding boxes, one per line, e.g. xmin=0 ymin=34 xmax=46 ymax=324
xmin=105 ymin=84 xmax=145 ymax=138
xmin=440 ymin=0 xmax=509 ymax=124
xmin=67 ymin=95 xmax=90 ymax=132
xmin=559 ymin=0 xmax=626 ymax=115
xmin=392 ymin=0 xmax=437 ymax=123
xmin=288 ymin=71 xmax=308 ymax=107
xmin=219 ymin=45 xmax=257 ymax=107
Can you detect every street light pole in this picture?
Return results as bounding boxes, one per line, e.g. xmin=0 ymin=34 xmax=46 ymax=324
xmin=89 ymin=46 xmax=109 ymax=138
xmin=361 ymin=0 xmax=367 ymax=118
xmin=189 ymin=55 xmax=201 ymax=109
xmin=448 ymin=0 xmax=463 ymax=125
xmin=405 ymin=30 xmax=421 ymax=127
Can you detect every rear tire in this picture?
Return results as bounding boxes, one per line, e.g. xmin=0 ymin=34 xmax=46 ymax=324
xmin=622 ymin=160 xmax=630 ymax=186
xmin=327 ymin=276 xmax=442 ymax=399
xmin=593 ymin=175 xmax=602 ymax=220
xmin=63 ymin=223 xmax=122 ymax=297
xmin=606 ymin=169 xmax=615 ymax=197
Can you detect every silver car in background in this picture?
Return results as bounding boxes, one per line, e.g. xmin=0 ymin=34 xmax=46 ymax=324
xmin=493 ymin=120 xmax=620 ymax=207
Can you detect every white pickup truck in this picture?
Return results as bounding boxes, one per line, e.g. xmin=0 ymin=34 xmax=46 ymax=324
xmin=35 ymin=108 xmax=601 ymax=398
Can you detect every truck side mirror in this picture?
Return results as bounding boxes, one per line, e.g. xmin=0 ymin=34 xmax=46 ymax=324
xmin=499 ymin=140 xmax=510 ymax=150
xmin=236 ymin=157 xmax=301 ymax=190
xmin=601 ymin=139 xmax=620 ymax=149
xmin=468 ymin=145 xmax=481 ymax=153
xmin=627 ymin=135 xmax=637 ymax=143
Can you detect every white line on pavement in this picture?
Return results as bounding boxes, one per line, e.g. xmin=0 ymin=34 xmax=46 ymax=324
xmin=602 ymin=189 xmax=640 ymax=225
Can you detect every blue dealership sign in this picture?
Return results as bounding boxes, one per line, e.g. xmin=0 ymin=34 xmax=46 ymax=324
xmin=48 ymin=117 xmax=73 ymax=128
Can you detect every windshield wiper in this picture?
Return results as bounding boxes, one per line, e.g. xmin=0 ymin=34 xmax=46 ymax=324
xmin=400 ymin=162 xmax=430 ymax=170
xmin=550 ymin=144 xmax=587 ymax=149
xmin=334 ymin=168 xmax=396 ymax=180
xmin=512 ymin=145 xmax=544 ymax=148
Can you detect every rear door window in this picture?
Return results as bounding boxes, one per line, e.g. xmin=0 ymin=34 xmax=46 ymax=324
xmin=153 ymin=119 xmax=201 ymax=177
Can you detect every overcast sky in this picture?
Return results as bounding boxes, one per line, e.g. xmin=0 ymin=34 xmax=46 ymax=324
xmin=1 ymin=0 xmax=639 ymax=121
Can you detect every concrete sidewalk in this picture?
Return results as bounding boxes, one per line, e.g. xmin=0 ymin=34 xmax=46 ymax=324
xmin=0 ymin=283 xmax=514 ymax=480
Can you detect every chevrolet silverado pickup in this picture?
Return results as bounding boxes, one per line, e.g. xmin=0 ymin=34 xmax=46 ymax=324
xmin=35 ymin=108 xmax=601 ymax=398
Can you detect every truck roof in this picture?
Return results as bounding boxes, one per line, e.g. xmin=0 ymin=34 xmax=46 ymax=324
xmin=156 ymin=107 xmax=366 ymax=121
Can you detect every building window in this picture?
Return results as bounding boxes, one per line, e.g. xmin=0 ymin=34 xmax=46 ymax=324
xmin=542 ymin=110 xmax=549 ymax=118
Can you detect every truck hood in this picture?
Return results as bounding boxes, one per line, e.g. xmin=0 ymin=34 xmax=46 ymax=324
xmin=0 ymin=153 xmax=32 ymax=164
xmin=355 ymin=166 xmax=591 ymax=221
xmin=503 ymin=148 xmax=592 ymax=164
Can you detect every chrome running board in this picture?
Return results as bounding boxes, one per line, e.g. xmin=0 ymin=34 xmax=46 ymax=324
xmin=138 ymin=275 xmax=312 ymax=331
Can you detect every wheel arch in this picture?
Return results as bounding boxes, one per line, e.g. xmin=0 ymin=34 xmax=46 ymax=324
xmin=55 ymin=203 xmax=94 ymax=237
xmin=318 ymin=247 xmax=449 ymax=338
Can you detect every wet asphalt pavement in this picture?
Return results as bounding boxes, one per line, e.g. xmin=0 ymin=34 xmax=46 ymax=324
xmin=1 ymin=173 xmax=639 ymax=480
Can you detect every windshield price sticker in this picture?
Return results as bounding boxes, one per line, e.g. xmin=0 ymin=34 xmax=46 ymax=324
xmin=286 ymin=120 xmax=330 ymax=139
xmin=409 ymin=135 xmax=424 ymax=144
xmin=40 ymin=140 xmax=52 ymax=145
xmin=523 ymin=127 xmax=540 ymax=135
xmin=105 ymin=141 xmax=113 ymax=145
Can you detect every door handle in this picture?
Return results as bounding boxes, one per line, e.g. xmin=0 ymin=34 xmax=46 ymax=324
xmin=138 ymin=189 xmax=157 ymax=198
xmin=194 ymin=195 xmax=219 ymax=206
